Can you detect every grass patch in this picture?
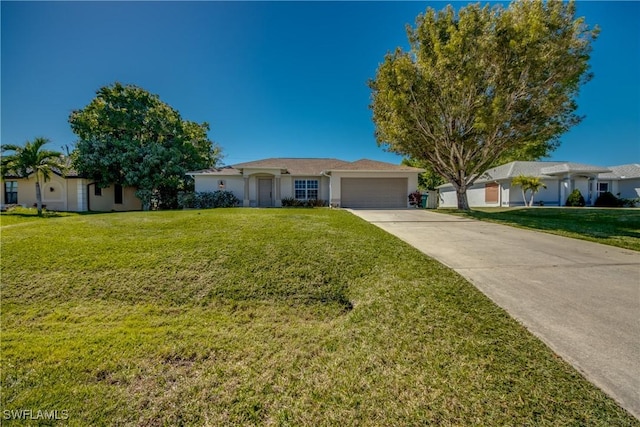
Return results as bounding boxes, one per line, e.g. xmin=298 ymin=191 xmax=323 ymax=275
xmin=0 ymin=206 xmax=82 ymax=227
xmin=1 ymin=209 xmax=637 ymax=425
xmin=440 ymin=207 xmax=640 ymax=251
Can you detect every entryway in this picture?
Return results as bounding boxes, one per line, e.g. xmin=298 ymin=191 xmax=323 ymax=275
xmin=258 ymin=178 xmax=273 ymax=207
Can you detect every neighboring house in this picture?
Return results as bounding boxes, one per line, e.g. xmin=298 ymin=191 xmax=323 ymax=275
xmin=1 ymin=170 xmax=141 ymax=212
xmin=187 ymin=158 xmax=423 ymax=208
xmin=437 ymin=161 xmax=640 ymax=208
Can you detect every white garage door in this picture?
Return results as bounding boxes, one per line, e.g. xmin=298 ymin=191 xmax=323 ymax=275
xmin=341 ymin=178 xmax=408 ymax=208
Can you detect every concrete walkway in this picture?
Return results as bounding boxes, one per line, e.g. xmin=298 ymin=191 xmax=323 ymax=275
xmin=348 ymin=208 xmax=640 ymax=419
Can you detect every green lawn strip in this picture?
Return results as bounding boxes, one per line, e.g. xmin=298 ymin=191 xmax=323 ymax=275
xmin=440 ymin=207 xmax=640 ymax=251
xmin=1 ymin=209 xmax=636 ymax=425
xmin=0 ymin=207 xmax=83 ymax=227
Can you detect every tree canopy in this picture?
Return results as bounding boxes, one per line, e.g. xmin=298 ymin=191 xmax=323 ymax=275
xmin=1 ymin=137 xmax=66 ymax=215
xmin=369 ymin=0 xmax=598 ymax=209
xmin=69 ymin=82 xmax=221 ymax=209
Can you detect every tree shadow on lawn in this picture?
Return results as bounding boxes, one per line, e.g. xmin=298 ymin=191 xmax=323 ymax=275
xmin=462 ymin=208 xmax=640 ymax=240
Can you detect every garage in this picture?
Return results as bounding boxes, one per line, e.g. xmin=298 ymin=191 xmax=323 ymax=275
xmin=341 ymin=177 xmax=408 ymax=208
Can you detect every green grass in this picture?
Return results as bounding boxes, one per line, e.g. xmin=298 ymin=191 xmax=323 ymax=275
xmin=0 ymin=206 xmax=82 ymax=227
xmin=1 ymin=209 xmax=637 ymax=425
xmin=439 ymin=207 xmax=640 ymax=251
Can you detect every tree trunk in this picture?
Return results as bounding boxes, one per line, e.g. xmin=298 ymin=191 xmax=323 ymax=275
xmin=455 ymin=186 xmax=470 ymax=210
xmin=35 ymin=181 xmax=43 ymax=216
xmin=521 ymin=189 xmax=527 ymax=207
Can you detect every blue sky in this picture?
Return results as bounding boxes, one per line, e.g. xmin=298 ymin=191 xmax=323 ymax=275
xmin=2 ymin=1 xmax=638 ymax=167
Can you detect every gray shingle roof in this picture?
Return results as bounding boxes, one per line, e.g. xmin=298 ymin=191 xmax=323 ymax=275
xmin=540 ymin=163 xmax=611 ymax=175
xmin=478 ymin=161 xmax=565 ymax=182
xmin=600 ymin=164 xmax=640 ymax=180
xmin=188 ymin=158 xmax=422 ymax=176
xmin=437 ymin=161 xmax=632 ymax=189
xmin=329 ymin=159 xmax=422 ymax=172
xmin=232 ymin=158 xmax=350 ymax=175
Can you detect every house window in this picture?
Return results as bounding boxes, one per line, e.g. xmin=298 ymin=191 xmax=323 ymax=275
xmin=94 ymin=186 xmax=102 ymax=196
xmin=114 ymin=184 xmax=123 ymax=204
xmin=294 ymin=179 xmax=319 ymax=200
xmin=485 ymin=182 xmax=499 ymax=203
xmin=597 ymin=182 xmax=609 ymax=197
xmin=4 ymin=181 xmax=18 ymax=204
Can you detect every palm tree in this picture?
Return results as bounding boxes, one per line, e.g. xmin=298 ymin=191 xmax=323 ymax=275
xmin=511 ymin=175 xmax=531 ymax=207
xmin=525 ymin=177 xmax=547 ymax=207
xmin=512 ymin=175 xmax=547 ymax=207
xmin=1 ymin=137 xmax=65 ymax=215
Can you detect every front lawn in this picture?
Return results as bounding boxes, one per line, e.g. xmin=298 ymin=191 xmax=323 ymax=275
xmin=0 ymin=206 xmax=82 ymax=226
xmin=440 ymin=207 xmax=640 ymax=251
xmin=1 ymin=209 xmax=636 ymax=425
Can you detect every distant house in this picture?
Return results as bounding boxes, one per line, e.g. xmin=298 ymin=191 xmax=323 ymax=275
xmin=437 ymin=161 xmax=640 ymax=208
xmin=1 ymin=169 xmax=141 ymax=212
xmin=188 ymin=158 xmax=423 ymax=208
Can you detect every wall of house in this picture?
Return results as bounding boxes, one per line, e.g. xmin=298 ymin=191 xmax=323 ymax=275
xmin=438 ymin=186 xmax=457 ymax=208
xmin=0 ymin=175 xmax=144 ymax=212
xmin=1 ymin=175 xmax=72 ymax=211
xmin=573 ymin=177 xmax=591 ymax=205
xmin=329 ymin=171 xmax=419 ymax=207
xmin=280 ymin=176 xmax=293 ymax=199
xmin=506 ymin=180 xmax=561 ymax=207
xmin=437 ymin=182 xmax=503 ymax=208
xmin=471 ymin=183 xmax=499 ymax=207
xmin=89 ymin=184 xmax=141 ymax=211
xmin=193 ymin=175 xmax=245 ymax=202
xmin=617 ymin=179 xmax=640 ymax=200
xmin=281 ymin=176 xmax=330 ymax=202
xmin=439 ymin=179 xmax=563 ymax=208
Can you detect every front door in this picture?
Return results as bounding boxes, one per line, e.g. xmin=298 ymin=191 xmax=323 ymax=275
xmin=258 ymin=178 xmax=273 ymax=207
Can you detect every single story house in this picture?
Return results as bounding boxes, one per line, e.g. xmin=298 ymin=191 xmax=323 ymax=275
xmin=187 ymin=158 xmax=423 ymax=208
xmin=437 ymin=161 xmax=640 ymax=208
xmin=1 ymin=170 xmax=141 ymax=212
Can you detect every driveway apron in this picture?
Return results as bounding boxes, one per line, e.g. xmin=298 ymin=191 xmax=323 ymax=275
xmin=348 ymin=209 xmax=640 ymax=419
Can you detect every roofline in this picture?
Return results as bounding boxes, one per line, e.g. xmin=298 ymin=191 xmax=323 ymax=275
xmin=324 ymin=169 xmax=425 ymax=173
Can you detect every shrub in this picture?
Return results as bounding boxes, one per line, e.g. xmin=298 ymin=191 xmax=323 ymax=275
xmin=178 ymin=191 xmax=239 ymax=209
xmin=619 ymin=197 xmax=640 ymax=208
xmin=282 ymin=197 xmax=303 ymax=207
xmin=305 ymin=199 xmax=327 ymax=208
xmin=408 ymin=191 xmax=422 ymax=206
xmin=565 ymin=189 xmax=585 ymax=207
xmin=281 ymin=198 xmax=327 ymax=208
xmin=594 ymin=191 xmax=620 ymax=208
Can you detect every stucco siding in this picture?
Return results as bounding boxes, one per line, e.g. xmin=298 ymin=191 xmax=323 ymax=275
xmin=438 ymin=188 xmax=457 ymax=208
xmin=469 ymin=184 xmax=495 ymax=207
xmin=440 ymin=179 xmax=563 ymax=208
xmin=16 ymin=177 xmax=37 ymax=208
xmin=193 ymin=175 xmax=244 ymax=202
xmin=617 ymin=179 xmax=640 ymax=200
xmin=89 ymin=185 xmax=141 ymax=211
xmin=508 ymin=180 xmax=561 ymax=206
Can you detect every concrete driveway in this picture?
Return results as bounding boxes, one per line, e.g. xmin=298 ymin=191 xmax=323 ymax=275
xmin=348 ymin=208 xmax=640 ymax=419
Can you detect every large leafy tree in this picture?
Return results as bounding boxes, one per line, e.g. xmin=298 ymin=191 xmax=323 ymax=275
xmin=69 ymin=82 xmax=221 ymax=210
xmin=1 ymin=137 xmax=66 ymax=216
xmin=401 ymin=158 xmax=444 ymax=190
xmin=370 ymin=0 xmax=598 ymax=210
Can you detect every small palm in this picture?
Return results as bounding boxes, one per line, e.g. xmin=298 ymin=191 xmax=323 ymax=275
xmin=2 ymin=137 xmax=65 ymax=215
xmin=512 ymin=175 xmax=547 ymax=207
